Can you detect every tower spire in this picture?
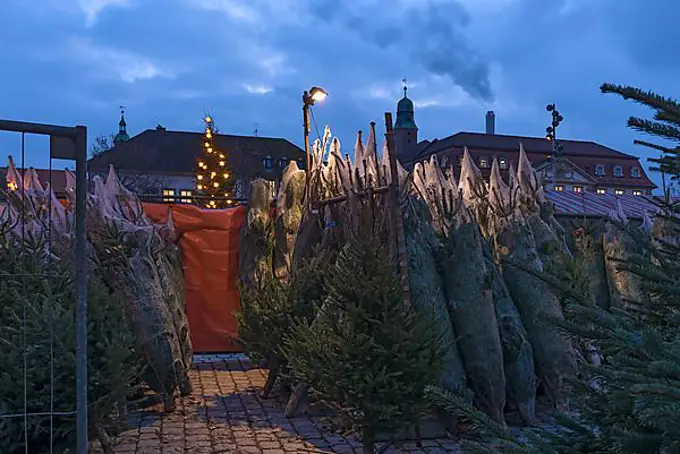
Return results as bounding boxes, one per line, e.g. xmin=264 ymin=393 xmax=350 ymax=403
xmin=113 ymin=105 xmax=130 ymax=145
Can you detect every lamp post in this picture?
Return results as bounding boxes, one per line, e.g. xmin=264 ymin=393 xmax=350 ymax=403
xmin=545 ymin=103 xmax=564 ymax=189
xmin=302 ymin=86 xmax=328 ymax=185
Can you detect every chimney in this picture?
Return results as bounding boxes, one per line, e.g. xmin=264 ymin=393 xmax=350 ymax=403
xmin=485 ymin=111 xmax=495 ymax=135
xmin=156 ymin=124 xmax=166 ymax=131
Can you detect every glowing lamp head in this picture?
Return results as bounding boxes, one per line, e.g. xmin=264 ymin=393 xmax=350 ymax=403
xmin=309 ymin=86 xmax=328 ymax=103
xmin=197 ymin=175 xmax=203 ymax=180
xmin=197 ymin=184 xmax=203 ymax=190
xmin=204 ymin=142 xmax=210 ymax=148
xmin=223 ymin=173 xmax=229 ymax=179
xmin=213 ymin=182 xmax=219 ymax=188
xmin=219 ymin=161 xmax=225 ymax=166
xmin=7 ymin=181 xmax=17 ymax=191
xmin=205 ymin=116 xmax=212 ymax=123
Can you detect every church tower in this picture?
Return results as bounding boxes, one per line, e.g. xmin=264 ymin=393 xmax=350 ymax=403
xmin=394 ymin=84 xmax=418 ymax=161
xmin=113 ymin=107 xmax=130 ymax=145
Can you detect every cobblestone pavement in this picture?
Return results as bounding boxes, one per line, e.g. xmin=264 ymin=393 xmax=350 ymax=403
xmin=93 ymin=354 xmax=463 ymax=454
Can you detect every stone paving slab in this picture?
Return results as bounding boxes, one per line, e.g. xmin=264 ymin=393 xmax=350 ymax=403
xmin=92 ymin=355 xmax=462 ymax=453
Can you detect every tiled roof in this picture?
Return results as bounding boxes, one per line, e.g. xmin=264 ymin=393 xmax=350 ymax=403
xmin=88 ymin=128 xmax=305 ymax=180
xmin=415 ymin=132 xmax=637 ymax=159
xmin=409 ymin=132 xmax=656 ymax=189
xmin=546 ymin=189 xmax=675 ymax=218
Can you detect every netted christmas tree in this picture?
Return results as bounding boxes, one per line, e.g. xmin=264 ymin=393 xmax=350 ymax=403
xmin=426 ymin=84 xmax=680 ymax=454
xmin=195 ymin=115 xmax=234 ymax=209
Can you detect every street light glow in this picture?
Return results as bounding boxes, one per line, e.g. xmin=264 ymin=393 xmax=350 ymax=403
xmin=310 ymin=86 xmax=328 ymax=103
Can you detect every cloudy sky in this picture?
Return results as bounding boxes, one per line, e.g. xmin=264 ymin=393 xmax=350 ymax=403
xmin=0 ymin=0 xmax=677 ymax=189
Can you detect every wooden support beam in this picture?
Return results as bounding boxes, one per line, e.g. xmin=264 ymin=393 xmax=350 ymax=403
xmin=384 ymin=112 xmax=412 ymax=310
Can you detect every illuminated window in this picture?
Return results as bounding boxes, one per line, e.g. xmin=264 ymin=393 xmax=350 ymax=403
xmin=631 ymin=167 xmax=640 ymax=178
xmin=162 ymin=188 xmax=176 ymax=203
xmin=614 ymin=165 xmax=623 ymax=177
xmin=479 ymin=157 xmax=489 ymax=168
xmin=263 ymin=156 xmax=273 ymax=169
xmin=180 ymin=190 xmax=193 ymax=203
xmin=499 ymin=157 xmax=509 ymax=170
xmin=554 ymin=185 xmax=564 ymax=192
xmin=632 ymin=190 xmax=642 ymax=196
xmin=595 ymin=164 xmax=605 ymax=176
xmin=596 ymin=188 xmax=606 ymax=195
xmin=573 ymin=185 xmax=583 ymax=193
xmin=615 ymin=189 xmax=625 ymax=196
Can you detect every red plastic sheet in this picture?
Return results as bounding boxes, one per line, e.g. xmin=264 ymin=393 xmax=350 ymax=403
xmin=143 ymin=203 xmax=246 ymax=353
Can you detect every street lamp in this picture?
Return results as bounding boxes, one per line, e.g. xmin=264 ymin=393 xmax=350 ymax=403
xmin=545 ymin=103 xmax=564 ymax=189
xmin=303 ymin=86 xmax=328 ymax=173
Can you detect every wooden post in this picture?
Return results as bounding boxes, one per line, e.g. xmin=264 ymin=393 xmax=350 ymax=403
xmin=384 ymin=112 xmax=411 ymax=310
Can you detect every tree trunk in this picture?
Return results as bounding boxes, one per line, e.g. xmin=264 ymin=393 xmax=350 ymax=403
xmin=362 ymin=427 xmax=375 ymax=454
xmin=261 ymin=365 xmax=279 ymax=399
xmin=284 ymin=382 xmax=309 ymax=417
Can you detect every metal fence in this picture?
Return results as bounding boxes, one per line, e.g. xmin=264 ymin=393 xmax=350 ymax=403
xmin=0 ymin=120 xmax=88 ymax=454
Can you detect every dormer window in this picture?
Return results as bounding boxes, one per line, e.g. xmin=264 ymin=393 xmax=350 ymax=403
xmin=631 ymin=167 xmax=640 ymax=178
xmin=595 ymin=164 xmax=605 ymax=176
xmin=614 ymin=165 xmax=623 ymax=177
xmin=279 ymin=158 xmax=288 ymax=168
xmin=297 ymin=159 xmax=305 ymax=170
xmin=499 ymin=157 xmax=509 ymax=170
xmin=479 ymin=157 xmax=489 ymax=168
xmin=263 ymin=156 xmax=273 ymax=169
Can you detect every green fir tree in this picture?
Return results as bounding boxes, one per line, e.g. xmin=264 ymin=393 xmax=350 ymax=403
xmin=283 ymin=201 xmax=445 ymax=454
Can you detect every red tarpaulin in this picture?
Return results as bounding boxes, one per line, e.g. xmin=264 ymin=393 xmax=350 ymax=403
xmin=143 ymin=203 xmax=246 ymax=353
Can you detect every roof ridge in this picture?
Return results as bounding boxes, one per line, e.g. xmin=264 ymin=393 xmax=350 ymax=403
xmin=140 ymin=128 xmax=288 ymax=141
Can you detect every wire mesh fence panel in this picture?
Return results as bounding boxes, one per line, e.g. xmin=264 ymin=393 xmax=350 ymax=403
xmin=0 ymin=121 xmax=88 ymax=454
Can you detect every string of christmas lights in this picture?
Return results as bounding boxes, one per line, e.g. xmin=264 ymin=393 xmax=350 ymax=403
xmin=195 ymin=115 xmax=233 ymax=208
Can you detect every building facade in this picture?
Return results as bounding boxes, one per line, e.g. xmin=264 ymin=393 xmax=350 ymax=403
xmin=394 ymin=90 xmax=656 ymax=196
xmin=88 ymin=115 xmax=306 ymax=203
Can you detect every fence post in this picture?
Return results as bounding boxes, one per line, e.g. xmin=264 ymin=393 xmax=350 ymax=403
xmin=383 ymin=113 xmax=411 ymax=310
xmin=74 ymin=125 xmax=89 ymax=454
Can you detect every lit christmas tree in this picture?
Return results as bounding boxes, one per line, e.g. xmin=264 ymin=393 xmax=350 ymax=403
xmin=195 ymin=115 xmax=233 ymax=209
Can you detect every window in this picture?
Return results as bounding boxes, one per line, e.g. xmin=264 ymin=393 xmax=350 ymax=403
xmin=631 ymin=167 xmax=640 ymax=178
xmin=180 ymin=190 xmax=193 ymax=204
xmin=595 ymin=164 xmax=605 ymax=176
xmin=573 ymin=185 xmax=583 ymax=193
xmin=162 ymin=188 xmax=176 ymax=203
xmin=479 ymin=157 xmax=489 ymax=168
xmin=263 ymin=156 xmax=273 ymax=169
xmin=499 ymin=157 xmax=509 ymax=170
xmin=615 ymin=189 xmax=625 ymax=196
xmin=279 ymin=158 xmax=288 ymax=168
xmin=614 ymin=165 xmax=623 ymax=177
xmin=554 ymin=185 xmax=564 ymax=192
xmin=596 ymin=188 xmax=606 ymax=195
xmin=297 ymin=159 xmax=305 ymax=170
xmin=632 ymin=190 xmax=642 ymax=196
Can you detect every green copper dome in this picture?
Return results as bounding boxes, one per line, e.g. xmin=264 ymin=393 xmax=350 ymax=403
xmin=394 ymin=86 xmax=417 ymax=130
xmin=113 ymin=109 xmax=130 ymax=144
